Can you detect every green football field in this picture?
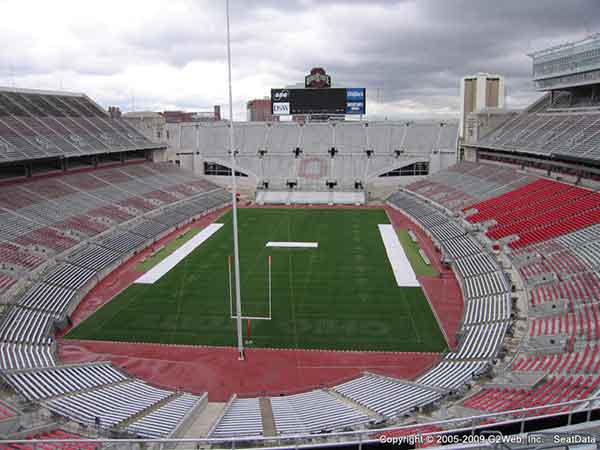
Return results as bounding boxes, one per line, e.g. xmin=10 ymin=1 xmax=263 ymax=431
xmin=66 ymin=208 xmax=447 ymax=352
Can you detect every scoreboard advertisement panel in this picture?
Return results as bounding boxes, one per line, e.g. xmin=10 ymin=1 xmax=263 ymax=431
xmin=271 ymin=88 xmax=366 ymax=115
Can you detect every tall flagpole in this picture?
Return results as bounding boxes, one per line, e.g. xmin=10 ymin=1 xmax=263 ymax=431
xmin=226 ymin=0 xmax=244 ymax=360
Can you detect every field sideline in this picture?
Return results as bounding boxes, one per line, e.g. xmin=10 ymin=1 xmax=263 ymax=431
xmin=66 ymin=208 xmax=447 ymax=352
xmin=135 ymin=227 xmax=202 ymax=272
xmin=397 ymin=229 xmax=439 ymax=277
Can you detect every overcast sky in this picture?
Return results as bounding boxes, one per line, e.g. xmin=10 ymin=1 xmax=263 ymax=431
xmin=1 ymin=0 xmax=599 ymax=120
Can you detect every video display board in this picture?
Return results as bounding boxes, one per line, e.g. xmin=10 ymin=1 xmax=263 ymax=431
xmin=271 ymin=88 xmax=366 ymax=115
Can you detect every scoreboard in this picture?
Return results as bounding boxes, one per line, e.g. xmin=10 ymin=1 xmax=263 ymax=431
xmin=271 ymin=88 xmax=366 ymax=116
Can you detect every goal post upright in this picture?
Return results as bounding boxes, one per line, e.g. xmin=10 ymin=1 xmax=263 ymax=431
xmin=226 ymin=0 xmax=245 ymax=361
xmin=228 ymin=255 xmax=233 ymax=317
xmin=268 ymin=254 xmax=272 ymax=319
xmin=228 ymin=254 xmax=272 ymax=321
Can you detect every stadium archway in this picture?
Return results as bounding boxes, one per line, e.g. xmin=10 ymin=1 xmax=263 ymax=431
xmin=201 ymin=157 xmax=260 ymax=184
xmin=367 ymin=158 xmax=431 ymax=182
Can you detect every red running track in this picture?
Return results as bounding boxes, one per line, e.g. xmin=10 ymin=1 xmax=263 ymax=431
xmin=58 ymin=203 xmax=462 ymax=401
xmin=59 ymin=341 xmax=440 ymax=402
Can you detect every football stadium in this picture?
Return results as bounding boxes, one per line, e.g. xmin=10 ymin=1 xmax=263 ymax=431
xmin=1 ymin=2 xmax=600 ymax=449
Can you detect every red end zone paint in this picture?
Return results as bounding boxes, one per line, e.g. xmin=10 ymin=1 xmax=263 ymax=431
xmin=58 ymin=203 xmax=462 ymax=401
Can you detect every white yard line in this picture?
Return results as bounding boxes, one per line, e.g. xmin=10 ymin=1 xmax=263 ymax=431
xmin=135 ymin=223 xmax=224 ymax=284
xmin=265 ymin=242 xmax=318 ymax=248
xmin=378 ymin=224 xmax=420 ymax=287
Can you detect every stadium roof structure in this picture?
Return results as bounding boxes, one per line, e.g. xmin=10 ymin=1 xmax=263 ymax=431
xmin=527 ymin=33 xmax=600 ymax=91
xmin=0 ymin=86 xmax=85 ymax=97
xmin=527 ymin=32 xmax=600 ymax=60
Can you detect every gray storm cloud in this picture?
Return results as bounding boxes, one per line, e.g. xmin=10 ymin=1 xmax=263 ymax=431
xmin=0 ymin=0 xmax=598 ymax=119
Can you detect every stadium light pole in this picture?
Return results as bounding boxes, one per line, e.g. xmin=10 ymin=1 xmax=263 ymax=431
xmin=226 ymin=0 xmax=245 ymax=360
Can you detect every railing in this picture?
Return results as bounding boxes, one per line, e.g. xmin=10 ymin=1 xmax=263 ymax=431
xmin=3 ymin=396 xmax=600 ymax=449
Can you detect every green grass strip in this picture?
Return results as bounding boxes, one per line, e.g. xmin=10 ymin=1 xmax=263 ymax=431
xmin=135 ymin=227 xmax=203 ymax=272
xmin=397 ymin=229 xmax=439 ymax=277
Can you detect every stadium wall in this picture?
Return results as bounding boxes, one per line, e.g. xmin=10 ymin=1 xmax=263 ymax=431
xmin=166 ymin=121 xmax=458 ymax=198
xmin=149 ymin=148 xmax=169 ymax=162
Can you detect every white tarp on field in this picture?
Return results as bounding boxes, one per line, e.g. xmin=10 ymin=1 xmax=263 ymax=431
xmin=378 ymin=224 xmax=420 ymax=287
xmin=135 ymin=223 xmax=223 ymax=284
xmin=266 ymin=242 xmax=318 ymax=248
